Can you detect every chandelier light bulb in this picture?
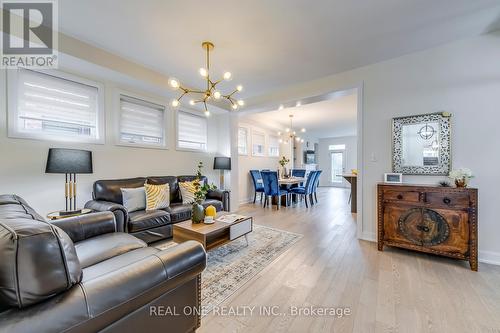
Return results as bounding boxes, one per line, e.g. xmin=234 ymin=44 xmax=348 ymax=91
xmin=223 ymin=71 xmax=232 ymax=81
xmin=236 ymin=85 xmax=243 ymax=92
xmin=171 ymin=99 xmax=180 ymax=108
xmin=279 ymin=139 xmax=283 ymax=143
xmin=213 ymin=91 xmax=222 ymax=99
xmin=301 ymin=139 xmax=304 ymax=143
xmin=204 ymin=111 xmax=210 ymax=117
xmin=237 ymin=100 xmax=245 ymax=106
xmin=277 ymin=131 xmax=281 ymax=135
xmin=199 ymin=68 xmax=208 ymax=77
xmin=293 ymin=131 xmax=296 ymax=135
xmin=278 ymin=104 xmax=284 ymax=110
xmin=189 ymin=100 xmax=195 ymax=106
xmin=285 ymin=128 xmax=290 ymax=133
xmin=296 ymin=137 xmax=300 ymax=142
xmin=232 ymin=103 xmax=238 ymax=110
xmin=168 ymin=77 xmax=180 ymax=90
xmin=301 ymin=128 xmax=306 ymax=133
xmin=295 ymin=101 xmax=301 ymax=107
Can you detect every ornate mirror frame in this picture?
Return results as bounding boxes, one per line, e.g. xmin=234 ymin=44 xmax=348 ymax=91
xmin=392 ymin=112 xmax=452 ymax=175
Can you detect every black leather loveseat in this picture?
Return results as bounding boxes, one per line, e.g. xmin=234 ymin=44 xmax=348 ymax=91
xmin=85 ymin=175 xmax=229 ymax=244
xmin=0 ymin=195 xmax=206 ymax=333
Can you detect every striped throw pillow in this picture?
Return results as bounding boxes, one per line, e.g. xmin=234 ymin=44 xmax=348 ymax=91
xmin=179 ymin=180 xmax=198 ymax=204
xmin=145 ymin=183 xmax=170 ymax=210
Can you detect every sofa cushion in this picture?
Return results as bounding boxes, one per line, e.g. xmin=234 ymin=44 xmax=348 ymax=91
xmin=165 ymin=203 xmax=192 ymax=222
xmin=75 ymin=233 xmax=147 ymax=268
xmin=147 ymin=176 xmax=179 ymax=203
xmin=0 ymin=194 xmax=45 ymax=221
xmin=121 ymin=187 xmax=146 ymax=212
xmin=145 ymin=183 xmax=170 ymax=210
xmin=128 ymin=209 xmax=171 ymax=233
xmin=202 ymin=199 xmax=223 ymax=212
xmin=0 ymin=217 xmax=82 ymax=308
xmin=94 ymin=177 xmax=147 ymax=203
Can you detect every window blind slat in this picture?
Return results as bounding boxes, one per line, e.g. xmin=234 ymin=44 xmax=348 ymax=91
xmin=177 ymin=111 xmax=207 ymax=150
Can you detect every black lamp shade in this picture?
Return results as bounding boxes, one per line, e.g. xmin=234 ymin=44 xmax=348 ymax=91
xmin=45 ymin=148 xmax=93 ymax=174
xmin=213 ymin=157 xmax=231 ymax=170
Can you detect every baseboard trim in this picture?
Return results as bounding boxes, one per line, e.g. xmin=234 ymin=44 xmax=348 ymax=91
xmin=359 ymin=231 xmax=376 ymax=242
xmin=479 ymin=250 xmax=500 ymax=266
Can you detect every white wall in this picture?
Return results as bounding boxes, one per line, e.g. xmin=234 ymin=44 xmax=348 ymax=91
xmin=245 ymin=31 xmax=500 ymax=264
xmin=0 ymin=66 xmax=228 ymax=216
xmin=237 ymin=121 xmax=280 ymax=203
xmin=317 ymin=136 xmax=357 ymax=187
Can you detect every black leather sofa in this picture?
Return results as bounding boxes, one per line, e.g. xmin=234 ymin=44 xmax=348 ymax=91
xmin=85 ymin=175 xmax=229 ymax=244
xmin=0 ymin=195 xmax=206 ymax=333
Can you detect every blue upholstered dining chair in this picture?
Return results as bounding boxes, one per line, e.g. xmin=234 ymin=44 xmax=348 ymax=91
xmin=249 ymin=170 xmax=265 ymax=203
xmin=290 ymin=171 xmax=317 ymax=208
xmin=261 ymin=171 xmax=288 ymax=209
xmin=312 ymin=170 xmax=322 ymax=203
xmin=291 ymin=169 xmax=306 ymax=186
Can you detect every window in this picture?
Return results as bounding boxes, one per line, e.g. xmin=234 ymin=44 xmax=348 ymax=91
xmin=252 ymin=131 xmax=265 ymax=156
xmin=8 ymin=68 xmax=104 ymax=143
xmin=238 ymin=127 xmax=248 ymax=155
xmin=268 ymin=135 xmax=280 ymax=157
xmin=119 ymin=94 xmax=166 ymax=148
xmin=177 ymin=111 xmax=208 ymax=151
xmin=329 ymin=144 xmax=346 ymax=150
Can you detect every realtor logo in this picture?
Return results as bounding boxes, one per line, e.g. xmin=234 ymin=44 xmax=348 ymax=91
xmin=1 ymin=0 xmax=58 ymax=68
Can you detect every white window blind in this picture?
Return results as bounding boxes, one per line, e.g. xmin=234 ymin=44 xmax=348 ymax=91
xmin=119 ymin=95 xmax=165 ymax=147
xmin=329 ymin=144 xmax=346 ymax=150
xmin=177 ymin=111 xmax=208 ymax=151
xmin=252 ymin=131 xmax=265 ymax=156
xmin=268 ymin=135 xmax=280 ymax=157
xmin=238 ymin=127 xmax=248 ymax=155
xmin=10 ymin=68 xmax=102 ymax=142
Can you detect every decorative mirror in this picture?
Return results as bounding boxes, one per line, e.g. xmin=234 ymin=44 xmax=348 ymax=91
xmin=392 ymin=112 xmax=451 ymax=175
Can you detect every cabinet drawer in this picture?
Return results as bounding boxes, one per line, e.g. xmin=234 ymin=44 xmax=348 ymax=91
xmin=383 ymin=190 xmax=420 ymax=203
xmin=425 ymin=192 xmax=470 ymax=209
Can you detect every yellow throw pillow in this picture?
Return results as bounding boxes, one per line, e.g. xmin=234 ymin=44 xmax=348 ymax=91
xmin=179 ymin=180 xmax=198 ymax=204
xmin=145 ymin=183 xmax=170 ymax=210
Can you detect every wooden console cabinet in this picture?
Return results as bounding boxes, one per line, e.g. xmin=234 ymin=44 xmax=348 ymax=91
xmin=377 ymin=183 xmax=478 ymax=271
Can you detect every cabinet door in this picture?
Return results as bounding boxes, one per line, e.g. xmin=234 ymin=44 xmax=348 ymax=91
xmin=383 ymin=204 xmax=423 ymax=247
xmin=425 ymin=208 xmax=469 ymax=255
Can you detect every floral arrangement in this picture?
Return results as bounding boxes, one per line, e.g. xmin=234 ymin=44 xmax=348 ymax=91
xmin=193 ymin=161 xmax=217 ymax=202
xmin=278 ymin=156 xmax=290 ymax=167
xmin=449 ymin=168 xmax=473 ymax=188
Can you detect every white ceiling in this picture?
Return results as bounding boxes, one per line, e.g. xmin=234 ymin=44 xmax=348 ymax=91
xmin=58 ymin=0 xmax=500 ymax=101
xmin=244 ymin=93 xmax=357 ymax=139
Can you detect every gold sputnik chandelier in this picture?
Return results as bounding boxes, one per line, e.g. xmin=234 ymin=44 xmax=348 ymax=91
xmin=168 ymin=41 xmax=244 ymax=116
xmin=278 ymin=114 xmax=306 ymax=144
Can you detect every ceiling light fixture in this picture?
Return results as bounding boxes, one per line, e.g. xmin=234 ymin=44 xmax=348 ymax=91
xmin=278 ymin=114 xmax=305 ymax=145
xmin=168 ymin=41 xmax=243 ymax=116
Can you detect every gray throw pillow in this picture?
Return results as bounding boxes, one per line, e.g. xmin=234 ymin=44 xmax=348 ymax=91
xmin=121 ymin=187 xmax=146 ymax=212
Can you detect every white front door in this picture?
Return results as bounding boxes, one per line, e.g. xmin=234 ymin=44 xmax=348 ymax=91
xmin=330 ymin=151 xmax=346 ymax=187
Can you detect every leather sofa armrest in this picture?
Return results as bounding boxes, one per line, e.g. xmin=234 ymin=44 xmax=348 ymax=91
xmin=50 ymin=211 xmax=116 ymax=243
xmin=206 ymin=189 xmax=230 ymax=211
xmin=84 ymin=200 xmax=128 ymax=232
xmin=154 ymin=241 xmax=207 ymax=280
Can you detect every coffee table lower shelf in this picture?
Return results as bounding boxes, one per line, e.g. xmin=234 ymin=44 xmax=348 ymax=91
xmin=173 ymin=216 xmax=253 ymax=250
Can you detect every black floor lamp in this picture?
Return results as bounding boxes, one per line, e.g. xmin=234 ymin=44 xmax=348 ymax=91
xmin=45 ymin=148 xmax=93 ymax=215
xmin=213 ymin=157 xmax=231 ymax=190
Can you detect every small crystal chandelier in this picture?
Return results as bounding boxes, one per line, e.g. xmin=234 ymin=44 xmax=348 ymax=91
xmin=168 ymin=41 xmax=244 ymax=116
xmin=278 ymin=114 xmax=306 ymax=144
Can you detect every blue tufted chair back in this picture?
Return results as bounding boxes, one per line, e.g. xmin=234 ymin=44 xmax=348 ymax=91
xmin=261 ymin=171 xmax=280 ymax=196
xmin=312 ymin=170 xmax=322 ymax=191
xmin=249 ymin=170 xmax=264 ymax=191
xmin=304 ymin=171 xmax=317 ymax=194
xmin=291 ymin=169 xmax=306 ymax=178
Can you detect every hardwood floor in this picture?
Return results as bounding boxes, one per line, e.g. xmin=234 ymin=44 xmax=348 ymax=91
xmin=200 ymin=187 xmax=500 ymax=333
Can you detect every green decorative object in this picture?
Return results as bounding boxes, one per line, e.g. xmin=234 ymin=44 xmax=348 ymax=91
xmin=191 ymin=161 xmax=217 ymax=223
xmin=191 ymin=201 xmax=205 ymax=224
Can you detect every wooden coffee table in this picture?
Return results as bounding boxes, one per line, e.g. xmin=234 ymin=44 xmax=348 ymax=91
xmin=173 ymin=214 xmax=253 ymax=250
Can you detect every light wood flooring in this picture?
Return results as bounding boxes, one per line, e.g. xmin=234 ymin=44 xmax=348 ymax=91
xmin=200 ymin=187 xmax=500 ymax=333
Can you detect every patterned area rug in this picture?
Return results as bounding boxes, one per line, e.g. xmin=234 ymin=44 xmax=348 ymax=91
xmin=156 ymin=224 xmax=302 ymax=315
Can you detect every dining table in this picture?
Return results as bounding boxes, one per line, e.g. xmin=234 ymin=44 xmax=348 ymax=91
xmin=273 ymin=177 xmax=306 ymax=206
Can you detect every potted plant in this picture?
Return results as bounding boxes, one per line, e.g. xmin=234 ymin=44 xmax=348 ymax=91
xmin=278 ymin=156 xmax=290 ymax=178
xmin=449 ymin=168 xmax=473 ymax=188
xmin=192 ymin=162 xmax=217 ymax=223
